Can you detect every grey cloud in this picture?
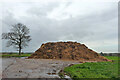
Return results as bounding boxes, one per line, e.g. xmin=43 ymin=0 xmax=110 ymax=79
xmin=1 ymin=2 xmax=118 ymax=53
xmin=26 ymin=2 xmax=61 ymax=17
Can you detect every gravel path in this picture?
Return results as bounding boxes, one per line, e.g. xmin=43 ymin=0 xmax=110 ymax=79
xmin=2 ymin=58 xmax=80 ymax=78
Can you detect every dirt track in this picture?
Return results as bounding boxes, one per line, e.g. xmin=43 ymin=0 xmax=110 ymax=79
xmin=2 ymin=58 xmax=80 ymax=78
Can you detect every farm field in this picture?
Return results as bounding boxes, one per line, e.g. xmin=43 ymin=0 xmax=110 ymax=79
xmin=0 ymin=53 xmax=31 ymax=58
xmin=63 ymin=56 xmax=119 ymax=79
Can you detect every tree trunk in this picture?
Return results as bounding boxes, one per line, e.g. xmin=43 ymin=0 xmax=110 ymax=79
xmin=19 ymin=48 xmax=21 ymax=55
xmin=19 ymin=37 xmax=22 ymax=55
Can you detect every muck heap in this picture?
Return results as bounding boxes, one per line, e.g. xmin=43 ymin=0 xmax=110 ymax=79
xmin=28 ymin=42 xmax=111 ymax=62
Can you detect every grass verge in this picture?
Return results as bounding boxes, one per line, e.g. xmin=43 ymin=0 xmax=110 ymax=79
xmin=61 ymin=56 xmax=119 ymax=79
xmin=0 ymin=53 xmax=31 ymax=58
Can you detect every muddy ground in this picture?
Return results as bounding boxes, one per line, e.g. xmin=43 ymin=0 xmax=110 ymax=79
xmin=2 ymin=58 xmax=80 ymax=78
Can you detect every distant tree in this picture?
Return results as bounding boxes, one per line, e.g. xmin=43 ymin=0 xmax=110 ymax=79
xmin=2 ymin=23 xmax=31 ymax=55
xmin=100 ymin=52 xmax=104 ymax=56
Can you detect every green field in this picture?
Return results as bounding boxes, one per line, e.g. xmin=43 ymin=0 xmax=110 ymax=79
xmin=0 ymin=53 xmax=31 ymax=58
xmin=61 ymin=56 xmax=119 ymax=79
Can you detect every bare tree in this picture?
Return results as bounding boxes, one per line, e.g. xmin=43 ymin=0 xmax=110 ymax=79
xmin=2 ymin=23 xmax=31 ymax=55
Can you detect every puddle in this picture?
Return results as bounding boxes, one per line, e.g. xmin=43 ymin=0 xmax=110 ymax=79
xmin=26 ymin=70 xmax=33 ymax=73
xmin=64 ymin=75 xmax=72 ymax=80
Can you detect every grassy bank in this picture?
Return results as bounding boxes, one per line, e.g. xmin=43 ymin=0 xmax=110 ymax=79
xmin=0 ymin=53 xmax=31 ymax=58
xmin=62 ymin=56 xmax=119 ymax=79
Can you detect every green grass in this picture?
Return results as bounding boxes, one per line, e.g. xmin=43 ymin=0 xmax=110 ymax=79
xmin=105 ymin=56 xmax=119 ymax=60
xmin=0 ymin=53 xmax=31 ymax=58
xmin=63 ymin=56 xmax=119 ymax=79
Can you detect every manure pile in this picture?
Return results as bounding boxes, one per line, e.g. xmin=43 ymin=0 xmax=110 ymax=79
xmin=28 ymin=42 xmax=110 ymax=62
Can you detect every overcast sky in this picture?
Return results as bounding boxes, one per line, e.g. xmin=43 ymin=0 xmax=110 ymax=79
xmin=0 ymin=0 xmax=118 ymax=53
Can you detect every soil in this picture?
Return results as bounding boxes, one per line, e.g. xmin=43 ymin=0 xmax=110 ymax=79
xmin=28 ymin=41 xmax=111 ymax=62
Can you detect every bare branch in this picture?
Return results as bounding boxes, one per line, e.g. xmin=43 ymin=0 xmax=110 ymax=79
xmin=2 ymin=23 xmax=31 ymax=55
